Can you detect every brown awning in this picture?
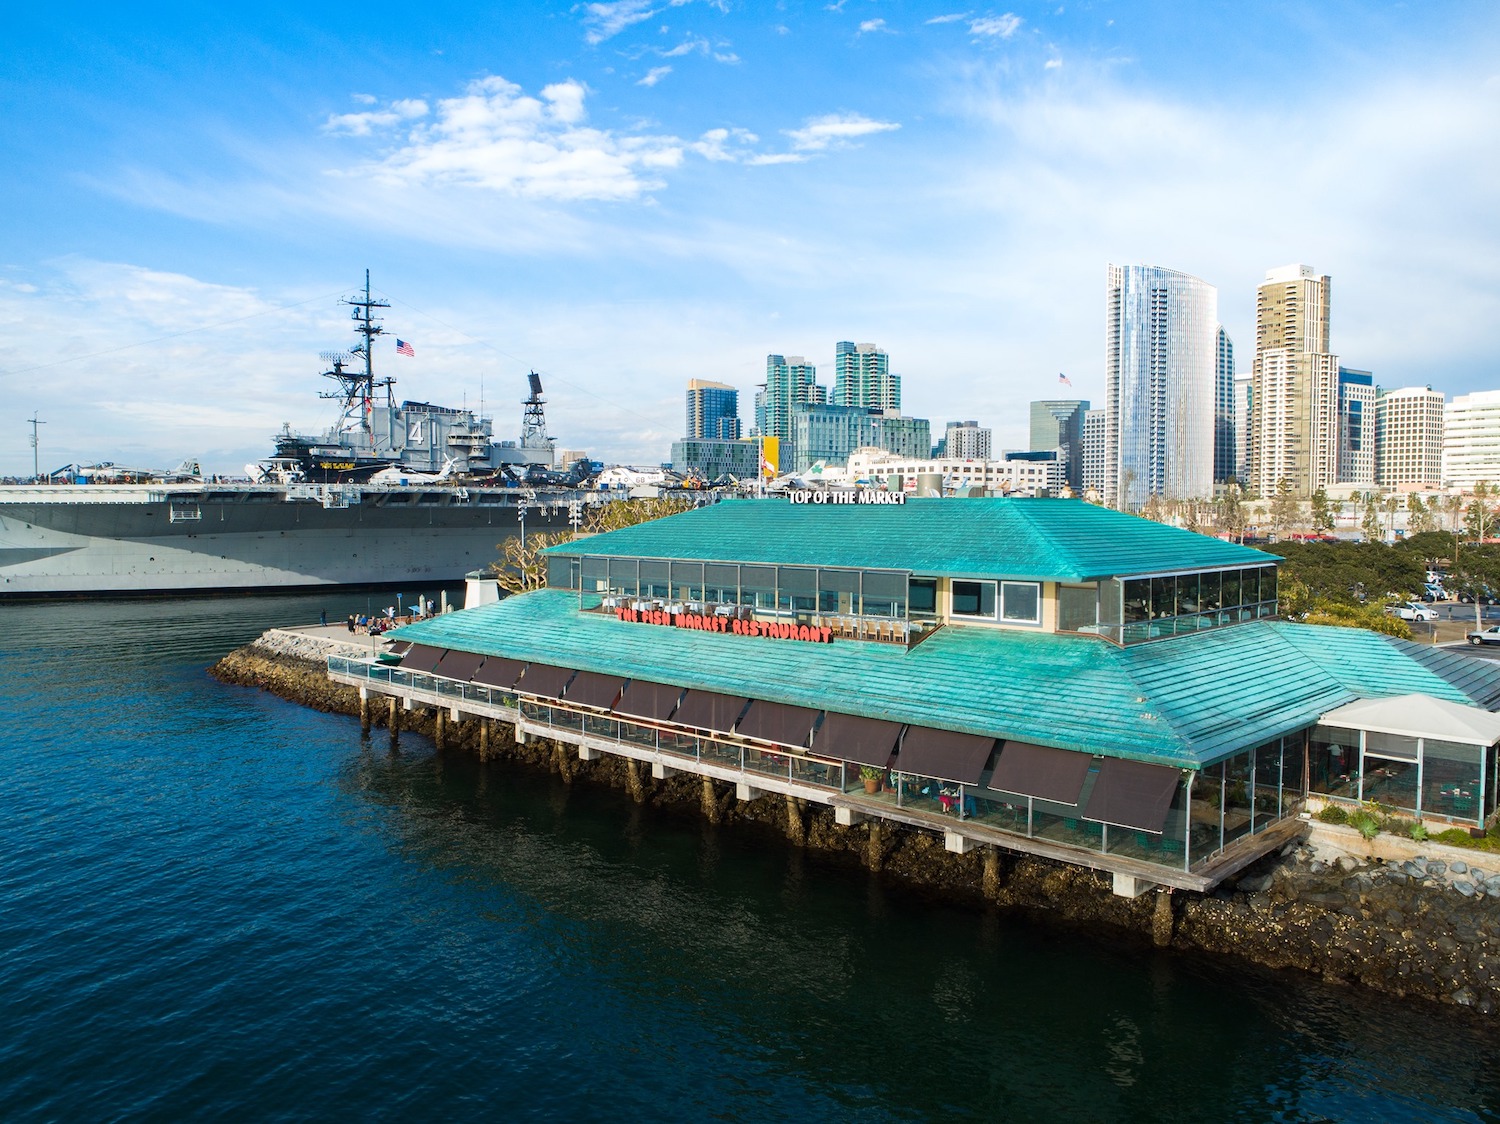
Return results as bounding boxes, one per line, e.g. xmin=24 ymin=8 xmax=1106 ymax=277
xmin=515 ymin=663 xmax=574 ymax=699
xmin=472 ymin=657 xmax=524 ymax=689
xmin=614 ymin=680 xmax=684 ymax=722
xmin=811 ymin=712 xmax=900 ymax=767
xmin=673 ymin=690 xmax=749 ymax=733
xmin=433 ymin=649 xmax=485 ymax=681
xmin=398 ymin=643 xmax=444 ymax=672
xmin=386 ymin=640 xmax=412 ymax=656
xmin=1081 ymin=758 xmax=1182 ymax=835
xmin=564 ymin=671 xmax=625 ymax=710
xmin=988 ymin=741 xmax=1092 ymax=806
xmin=899 ymin=727 xmax=995 ymax=785
xmin=736 ymin=701 xmax=820 ymax=749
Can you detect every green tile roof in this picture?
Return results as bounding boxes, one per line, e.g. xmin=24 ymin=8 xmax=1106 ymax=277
xmin=392 ymin=590 xmax=1500 ymax=770
xmin=545 ymin=498 xmax=1276 ymax=582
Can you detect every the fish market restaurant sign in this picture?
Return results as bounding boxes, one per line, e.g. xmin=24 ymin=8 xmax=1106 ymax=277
xmin=787 ymin=489 xmax=905 ymax=505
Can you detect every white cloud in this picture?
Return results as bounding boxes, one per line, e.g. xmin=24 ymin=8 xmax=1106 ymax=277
xmin=324 ymin=98 xmax=429 ymax=137
xmin=690 ymin=127 xmax=760 ymax=162
xmin=970 ymin=14 xmax=1023 ymax=39
xmin=1045 ymin=58 xmax=1062 ymax=69
xmin=925 ymin=13 xmax=969 ymax=25
xmin=859 ymin=19 xmax=889 ymax=35
xmin=580 ymin=0 xmax=658 ymax=44
xmin=346 ymin=76 xmax=685 ymax=201
xmin=579 ymin=0 xmax=703 ymax=44
xmin=351 ymin=93 xmax=377 ymax=105
xmin=662 ymin=35 xmax=709 ymax=56
xmin=638 ymin=66 xmax=672 ymax=86
xmin=785 ymin=112 xmax=901 ymax=152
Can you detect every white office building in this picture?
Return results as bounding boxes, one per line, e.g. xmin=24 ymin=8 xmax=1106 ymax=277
xmin=1376 ymin=386 xmax=1444 ymax=489
xmin=1442 ymin=390 xmax=1500 ymax=491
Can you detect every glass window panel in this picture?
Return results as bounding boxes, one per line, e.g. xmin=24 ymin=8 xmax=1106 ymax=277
xmin=1199 ymin=571 xmax=1222 ymax=611
xmin=1223 ymin=752 xmax=1253 ymax=846
xmin=1363 ymin=757 xmax=1418 ymax=814
xmin=703 ymin=563 xmax=738 ymax=604
xmin=1253 ymin=739 xmax=1283 ymax=825
xmin=1221 ymin=570 xmax=1242 ymax=609
xmin=580 ymin=555 xmax=608 ymax=593
xmin=818 ymin=568 xmax=860 ymax=614
xmin=1151 ymin=576 xmax=1176 ymax=618
xmin=1366 ymin=731 xmax=1419 ymax=761
xmin=1177 ymin=573 xmax=1201 ymax=614
xmin=740 ymin=564 xmax=775 ymax=610
xmin=1001 ymin=581 xmax=1040 ymax=622
xmin=1261 ymin=566 xmax=1278 ymax=605
xmin=1123 ymin=578 xmax=1150 ymax=623
xmin=546 ymin=555 xmax=577 ymax=590
xmin=778 ymin=566 xmax=816 ymax=612
xmin=952 ymin=579 xmax=996 ymax=618
xmin=670 ymin=561 xmax=704 ymax=602
xmin=1309 ymin=726 xmax=1359 ymax=798
xmin=1058 ymin=584 xmax=1099 ymax=632
xmin=1189 ymin=762 xmax=1223 ymax=860
xmin=861 ymin=569 xmax=907 ymax=617
xmin=909 ymin=577 xmax=938 ymax=616
xmin=1101 ymin=580 xmax=1123 ymax=627
xmin=1422 ymin=740 xmax=1483 ymax=823
xmin=607 ymin=557 xmax=638 ymax=598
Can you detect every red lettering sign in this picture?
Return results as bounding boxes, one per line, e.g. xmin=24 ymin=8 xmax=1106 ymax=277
xmin=615 ymin=606 xmax=832 ymax=643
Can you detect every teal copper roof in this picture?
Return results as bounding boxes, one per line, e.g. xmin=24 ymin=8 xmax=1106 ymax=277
xmin=392 ymin=590 xmax=1500 ymax=769
xmin=544 ymin=498 xmax=1276 ymax=582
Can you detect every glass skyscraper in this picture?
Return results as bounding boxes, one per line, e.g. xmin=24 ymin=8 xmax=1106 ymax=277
xmin=685 ymin=379 xmax=741 ymax=441
xmin=1029 ymin=400 xmax=1089 ymax=491
xmin=1104 ymin=264 xmax=1217 ymax=508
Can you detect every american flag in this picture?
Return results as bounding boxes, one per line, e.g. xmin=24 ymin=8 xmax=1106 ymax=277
xmin=1058 ymin=372 xmax=1072 ymax=387
xmin=396 ymin=339 xmax=415 ymax=357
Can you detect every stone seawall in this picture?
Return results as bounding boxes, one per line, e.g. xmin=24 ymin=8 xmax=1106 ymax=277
xmin=210 ymin=638 xmax=1500 ymax=1015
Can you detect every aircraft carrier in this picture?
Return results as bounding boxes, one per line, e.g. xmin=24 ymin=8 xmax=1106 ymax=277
xmin=0 ymin=274 xmax=602 ymax=599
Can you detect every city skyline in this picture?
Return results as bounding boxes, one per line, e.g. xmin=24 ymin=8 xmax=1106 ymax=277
xmin=2 ymin=3 xmax=1498 ymax=476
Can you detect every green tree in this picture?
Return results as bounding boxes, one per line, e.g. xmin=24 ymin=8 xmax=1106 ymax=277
xmin=1407 ymin=494 xmax=1436 ymax=534
xmin=1361 ymin=491 xmax=1382 ymax=542
xmin=1215 ymin=483 xmax=1247 ymax=542
xmin=1310 ymin=488 xmax=1335 ymax=533
xmin=1269 ymin=478 xmax=1299 ymax=536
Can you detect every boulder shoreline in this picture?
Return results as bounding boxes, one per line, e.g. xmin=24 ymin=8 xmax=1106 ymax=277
xmin=211 ymin=634 xmax=1500 ymax=1015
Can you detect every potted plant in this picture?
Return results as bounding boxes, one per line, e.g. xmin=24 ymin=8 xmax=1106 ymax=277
xmin=859 ymin=765 xmax=884 ymax=794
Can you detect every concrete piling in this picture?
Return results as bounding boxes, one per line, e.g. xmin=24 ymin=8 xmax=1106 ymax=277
xmin=434 ymin=709 xmax=447 ymax=749
xmin=784 ymin=795 xmax=805 ymax=846
xmin=983 ymin=847 xmax=1003 ymax=899
xmin=701 ymin=777 xmax=721 ymax=823
xmin=626 ymin=759 xmax=645 ymax=804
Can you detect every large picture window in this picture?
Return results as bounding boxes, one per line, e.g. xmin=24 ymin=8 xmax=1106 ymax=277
xmin=951 ymin=580 xmax=997 ymax=618
xmin=1001 ymin=581 xmax=1041 ymax=623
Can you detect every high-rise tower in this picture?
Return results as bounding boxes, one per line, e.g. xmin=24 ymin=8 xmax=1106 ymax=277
xmin=685 ymin=379 xmax=741 ymax=441
xmin=759 ymin=355 xmax=826 ymax=471
xmin=1249 ymin=264 xmax=1339 ymax=497
xmin=833 ymin=341 xmax=900 ymax=412
xmin=1104 ymin=264 xmax=1217 ymax=508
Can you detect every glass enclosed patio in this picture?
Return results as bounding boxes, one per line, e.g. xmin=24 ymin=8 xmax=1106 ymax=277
xmin=1308 ymin=694 xmax=1500 ymax=828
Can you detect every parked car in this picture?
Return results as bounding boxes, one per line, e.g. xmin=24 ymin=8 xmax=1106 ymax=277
xmin=1386 ymin=601 xmax=1439 ymax=622
xmin=1468 ymin=625 xmax=1500 ymax=645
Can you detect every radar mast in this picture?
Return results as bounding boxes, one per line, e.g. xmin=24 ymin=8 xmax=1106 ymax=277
xmin=319 ymin=270 xmax=395 ymax=437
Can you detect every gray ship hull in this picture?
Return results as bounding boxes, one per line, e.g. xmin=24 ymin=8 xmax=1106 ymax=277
xmin=0 ymin=483 xmax=578 ymax=598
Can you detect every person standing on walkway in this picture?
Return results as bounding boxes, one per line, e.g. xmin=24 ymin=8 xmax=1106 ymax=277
xmin=320 ymin=609 xmax=328 ymax=627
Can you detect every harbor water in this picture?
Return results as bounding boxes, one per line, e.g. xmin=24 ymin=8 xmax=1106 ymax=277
xmin=2 ymin=593 xmax=1500 ymax=1121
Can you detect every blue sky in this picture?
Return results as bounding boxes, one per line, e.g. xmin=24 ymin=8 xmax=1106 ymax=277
xmin=2 ymin=1 xmax=1497 ymax=475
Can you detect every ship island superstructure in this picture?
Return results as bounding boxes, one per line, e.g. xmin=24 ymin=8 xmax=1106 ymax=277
xmin=0 ymin=273 xmax=612 ymax=598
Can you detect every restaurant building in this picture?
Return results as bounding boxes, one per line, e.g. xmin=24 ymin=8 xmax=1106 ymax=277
xmin=329 ymin=497 xmax=1500 ymax=896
